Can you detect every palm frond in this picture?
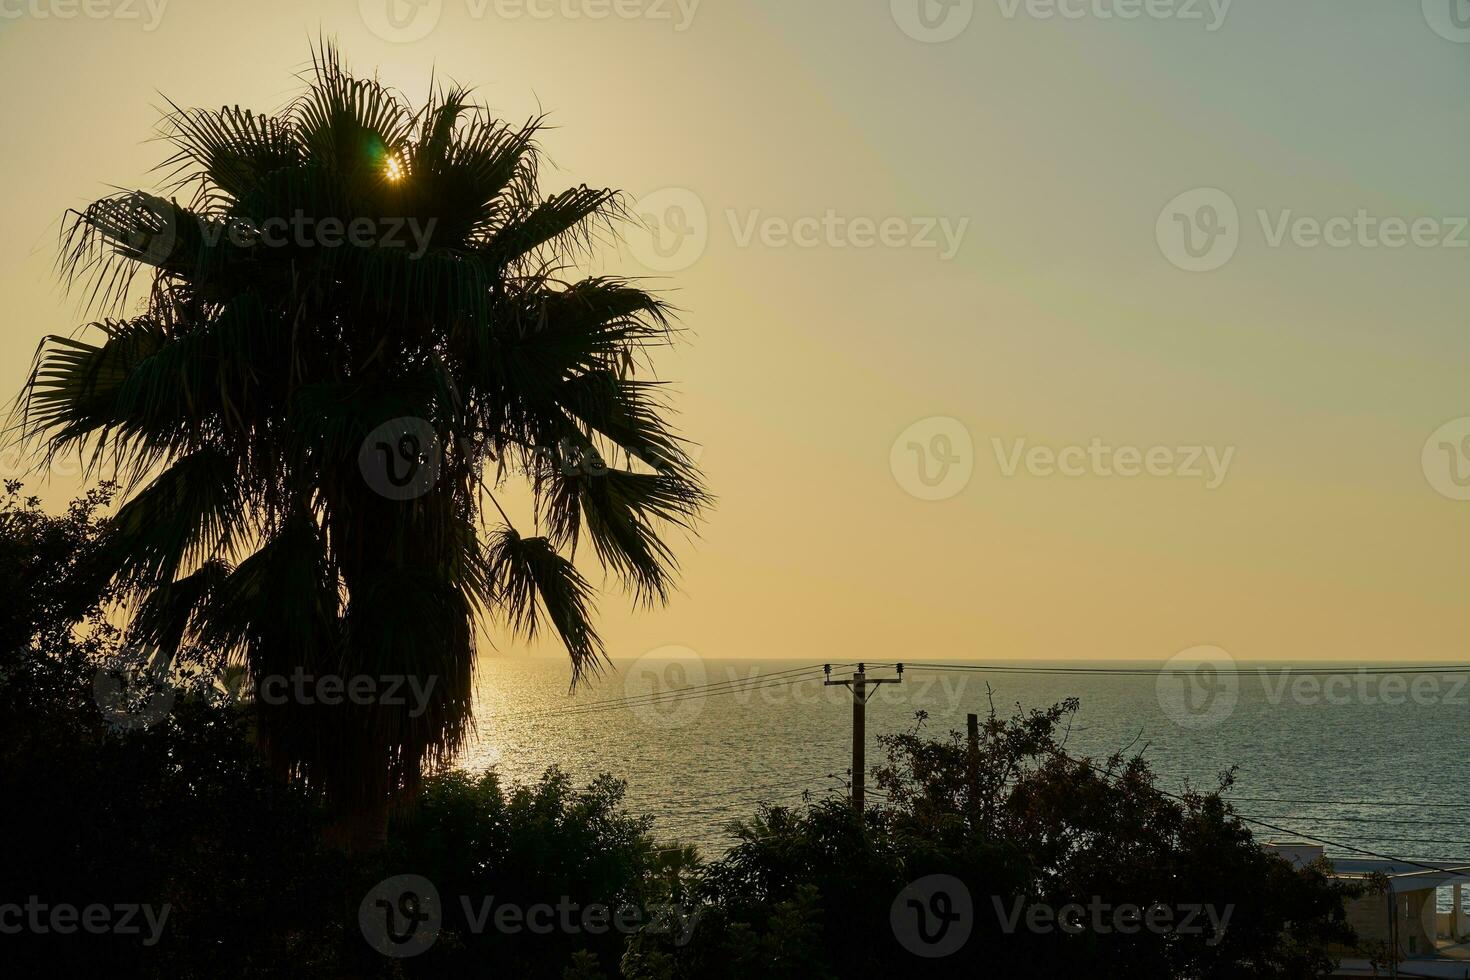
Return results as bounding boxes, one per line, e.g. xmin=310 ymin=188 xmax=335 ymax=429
xmin=484 ymin=526 xmax=605 ymax=682
xmin=23 ymin=319 xmax=172 ymax=469
xmin=102 ymin=447 xmax=246 ymax=585
xmin=193 ymin=510 xmax=340 ymax=677
xmin=555 ymin=371 xmax=702 ymax=482
xmin=289 ymin=42 xmax=414 ymax=184
xmin=484 ymin=185 xmax=622 ymax=269
xmin=158 ymin=103 xmax=303 ymax=203
xmin=130 ymin=558 xmax=233 ymax=659
xmin=539 ymin=443 xmax=707 ymax=606
xmin=58 ymin=193 xmax=189 ymax=312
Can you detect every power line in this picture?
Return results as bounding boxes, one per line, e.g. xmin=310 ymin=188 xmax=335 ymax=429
xmin=479 ymin=663 xmax=839 ymax=722
xmin=479 ymin=660 xmax=1470 ymax=723
xmin=544 ymin=671 xmax=827 ymax=720
xmin=1062 ymin=752 xmax=1470 ymax=879
xmin=658 ymin=772 xmax=843 ymax=808
xmin=491 ymin=663 xmax=830 ymax=717
xmin=1240 ymin=813 xmax=1470 ymax=829
xmin=1224 ymin=796 xmax=1468 ymax=809
xmin=1246 ymin=833 xmax=1470 ymax=847
xmin=553 ymin=661 xmax=859 ymax=714
xmin=904 ymin=662 xmax=1470 ymax=676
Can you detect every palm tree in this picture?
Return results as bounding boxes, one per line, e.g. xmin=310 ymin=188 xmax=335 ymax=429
xmin=18 ymin=44 xmax=708 ymax=849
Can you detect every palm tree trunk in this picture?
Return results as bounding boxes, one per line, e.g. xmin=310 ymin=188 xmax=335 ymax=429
xmin=324 ymin=797 xmax=390 ymax=853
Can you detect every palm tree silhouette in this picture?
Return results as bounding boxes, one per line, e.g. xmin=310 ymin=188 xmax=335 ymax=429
xmin=19 ymin=43 xmax=708 ymax=848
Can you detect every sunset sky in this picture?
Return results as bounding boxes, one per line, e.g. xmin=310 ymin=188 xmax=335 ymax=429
xmin=3 ymin=0 xmax=1469 ymax=664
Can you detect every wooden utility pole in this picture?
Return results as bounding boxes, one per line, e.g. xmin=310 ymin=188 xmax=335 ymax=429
xmin=824 ymin=663 xmax=903 ymax=813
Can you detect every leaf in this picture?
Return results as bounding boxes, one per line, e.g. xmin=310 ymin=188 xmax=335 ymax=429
xmin=484 ymin=527 xmax=605 ymax=682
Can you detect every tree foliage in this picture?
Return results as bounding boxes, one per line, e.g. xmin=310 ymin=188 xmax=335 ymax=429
xmin=15 ymin=44 xmax=708 ymax=837
xmin=655 ymin=702 xmax=1365 ymax=978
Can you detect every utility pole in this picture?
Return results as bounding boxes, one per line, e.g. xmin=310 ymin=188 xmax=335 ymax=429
xmin=824 ymin=663 xmax=903 ymax=813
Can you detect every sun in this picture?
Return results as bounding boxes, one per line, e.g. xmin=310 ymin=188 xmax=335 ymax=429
xmin=384 ymin=155 xmax=404 ymax=182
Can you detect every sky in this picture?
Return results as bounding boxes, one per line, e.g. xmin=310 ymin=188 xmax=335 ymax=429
xmin=1 ymin=0 xmax=1469 ymax=666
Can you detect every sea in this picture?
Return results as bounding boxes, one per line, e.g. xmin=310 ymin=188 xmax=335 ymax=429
xmin=459 ymin=657 xmax=1470 ymax=877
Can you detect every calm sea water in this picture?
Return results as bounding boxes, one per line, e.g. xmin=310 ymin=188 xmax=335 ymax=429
xmin=458 ymin=658 xmax=1470 ymax=866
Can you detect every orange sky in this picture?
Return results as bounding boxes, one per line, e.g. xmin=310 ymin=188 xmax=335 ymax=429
xmin=2 ymin=1 xmax=1469 ymax=663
